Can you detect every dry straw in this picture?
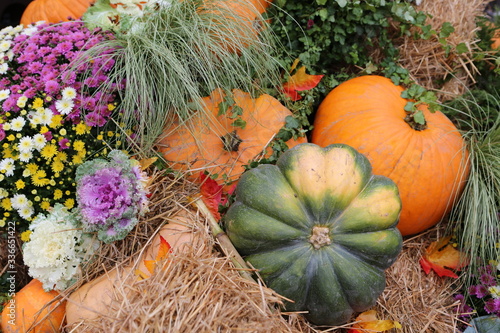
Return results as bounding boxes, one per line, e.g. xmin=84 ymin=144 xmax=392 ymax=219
xmin=60 ymin=170 xmax=462 ymax=333
xmin=397 ymin=0 xmax=491 ymax=100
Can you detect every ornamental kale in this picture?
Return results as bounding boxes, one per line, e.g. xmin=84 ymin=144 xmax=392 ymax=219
xmin=75 ymin=150 xmax=149 ymax=243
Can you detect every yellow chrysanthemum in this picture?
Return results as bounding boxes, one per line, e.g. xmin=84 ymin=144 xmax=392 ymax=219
xmin=73 ymin=140 xmax=85 ymax=151
xmin=64 ymin=198 xmax=75 ymax=209
xmin=53 ymin=189 xmax=63 ymax=200
xmin=49 ymin=114 xmax=63 ymax=128
xmin=0 ymin=220 xmax=5 ymax=227
xmin=75 ymin=123 xmax=90 ymax=135
xmin=51 ymin=160 xmax=64 ymax=173
xmin=40 ymin=144 xmax=57 ymax=160
xmin=72 ymin=154 xmax=84 ymax=164
xmin=107 ymin=103 xmax=116 ymax=111
xmin=32 ymin=170 xmax=50 ymax=187
xmin=15 ymin=179 xmax=25 ymax=190
xmin=39 ymin=126 xmax=49 ymax=134
xmin=7 ymin=134 xmax=15 ymax=141
xmin=20 ymin=230 xmax=32 ymax=242
xmin=3 ymin=147 xmax=14 ymax=158
xmin=97 ymin=134 xmax=104 ymax=140
xmin=40 ymin=200 xmax=51 ymax=211
xmin=56 ymin=151 xmax=68 ymax=161
xmin=26 ymin=163 xmax=38 ymax=174
xmin=1 ymin=198 xmax=11 ymax=210
xmin=32 ymin=97 xmax=44 ymax=109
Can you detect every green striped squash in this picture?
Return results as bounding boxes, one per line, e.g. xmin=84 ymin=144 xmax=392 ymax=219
xmin=224 ymin=143 xmax=403 ymax=326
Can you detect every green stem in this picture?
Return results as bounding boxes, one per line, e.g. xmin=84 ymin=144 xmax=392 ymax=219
xmin=193 ymin=197 xmax=256 ymax=283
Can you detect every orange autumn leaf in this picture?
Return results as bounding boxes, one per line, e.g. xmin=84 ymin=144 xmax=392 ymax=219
xmin=135 ymin=235 xmax=171 ymax=280
xmin=419 ymin=236 xmax=468 ymax=278
xmin=282 ymin=59 xmax=324 ymax=101
xmin=348 ymin=310 xmax=402 ymax=332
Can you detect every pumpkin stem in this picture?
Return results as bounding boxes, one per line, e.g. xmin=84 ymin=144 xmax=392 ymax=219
xmin=221 ymin=130 xmax=243 ymax=152
xmin=309 ymin=226 xmax=332 ymax=250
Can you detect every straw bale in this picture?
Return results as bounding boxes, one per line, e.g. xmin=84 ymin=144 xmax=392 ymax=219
xmin=397 ymin=0 xmax=491 ymax=100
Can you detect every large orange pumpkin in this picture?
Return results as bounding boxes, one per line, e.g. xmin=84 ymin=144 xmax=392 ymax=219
xmin=156 ymin=89 xmax=307 ymax=186
xmin=311 ymin=75 xmax=470 ymax=236
xmin=1 ymin=279 xmax=66 ymax=333
xmin=20 ymin=0 xmax=95 ymax=25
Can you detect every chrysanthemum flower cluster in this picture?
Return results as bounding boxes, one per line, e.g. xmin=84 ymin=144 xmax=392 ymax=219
xmin=0 ymin=21 xmax=123 ymax=230
xmin=455 ymin=262 xmax=500 ymax=320
xmin=75 ymin=149 xmax=150 ymax=243
xmin=22 ymin=203 xmax=100 ymax=291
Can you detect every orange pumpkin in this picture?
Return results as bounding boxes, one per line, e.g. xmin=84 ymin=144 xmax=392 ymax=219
xmin=156 ymin=89 xmax=307 ymax=186
xmin=311 ymin=75 xmax=470 ymax=236
xmin=20 ymin=0 xmax=95 ymax=25
xmin=1 ymin=279 xmax=66 ymax=333
xmin=200 ymin=0 xmax=273 ymax=54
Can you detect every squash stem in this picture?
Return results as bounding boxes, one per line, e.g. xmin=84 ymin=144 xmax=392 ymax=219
xmin=193 ymin=197 xmax=256 ymax=283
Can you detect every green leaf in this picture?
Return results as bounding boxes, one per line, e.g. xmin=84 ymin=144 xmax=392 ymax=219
xmin=413 ymin=110 xmax=426 ymax=125
xmin=231 ymin=118 xmax=247 ymax=129
xmin=456 ymin=43 xmax=468 ymax=54
xmin=439 ymin=22 xmax=455 ymax=38
xmin=335 ymin=0 xmax=348 ymax=8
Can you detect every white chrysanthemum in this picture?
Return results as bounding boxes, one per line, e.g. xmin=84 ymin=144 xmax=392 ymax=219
xmin=0 ymin=188 xmax=8 ymax=199
xmin=39 ymin=108 xmax=53 ymax=124
xmin=0 ymin=158 xmax=15 ymax=176
xmin=0 ymin=63 xmax=8 ymax=75
xmin=0 ymin=40 xmax=11 ymax=52
xmin=489 ymin=285 xmax=500 ymax=299
xmin=61 ymin=87 xmax=77 ymax=100
xmin=0 ymin=89 xmax=10 ymax=101
xmin=18 ymin=205 xmax=34 ymax=219
xmin=0 ymin=26 xmax=13 ymax=35
xmin=17 ymin=95 xmax=28 ymax=108
xmin=11 ymin=193 xmax=30 ymax=210
xmin=18 ymin=136 xmax=34 ymax=153
xmin=32 ymin=133 xmax=47 ymax=150
xmin=28 ymin=111 xmax=42 ymax=126
xmin=23 ymin=204 xmax=100 ymax=291
xmin=18 ymin=150 xmax=33 ymax=162
xmin=10 ymin=116 xmax=26 ymax=131
xmin=6 ymin=49 xmax=14 ymax=61
xmin=55 ymin=99 xmax=74 ymax=115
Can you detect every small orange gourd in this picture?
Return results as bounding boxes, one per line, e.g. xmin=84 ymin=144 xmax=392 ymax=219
xmin=65 ymin=210 xmax=204 ymax=326
xmin=311 ymin=75 xmax=470 ymax=236
xmin=20 ymin=0 xmax=95 ymax=25
xmin=1 ymin=279 xmax=66 ymax=333
xmin=156 ymin=89 xmax=307 ymax=186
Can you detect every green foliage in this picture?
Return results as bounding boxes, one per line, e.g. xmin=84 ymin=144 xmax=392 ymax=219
xmin=268 ymin=0 xmax=442 ymax=122
xmin=470 ymin=17 xmax=500 ymax=94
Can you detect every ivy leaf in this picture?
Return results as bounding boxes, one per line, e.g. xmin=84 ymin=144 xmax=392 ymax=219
xmin=348 ymin=310 xmax=402 ymax=332
xmin=419 ymin=236 xmax=468 ymax=278
xmin=282 ymin=65 xmax=324 ymax=101
xmin=231 ymin=118 xmax=247 ymax=129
